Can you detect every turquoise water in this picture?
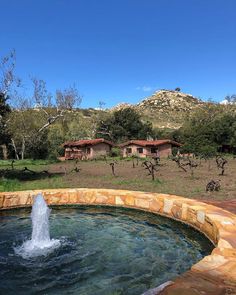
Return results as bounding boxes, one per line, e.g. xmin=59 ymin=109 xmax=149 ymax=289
xmin=0 ymin=206 xmax=213 ymax=295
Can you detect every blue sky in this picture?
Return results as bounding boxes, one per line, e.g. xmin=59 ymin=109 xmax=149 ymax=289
xmin=1 ymin=0 xmax=236 ymax=108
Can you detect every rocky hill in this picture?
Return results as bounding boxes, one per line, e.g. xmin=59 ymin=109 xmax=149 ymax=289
xmin=136 ymin=90 xmax=205 ymax=129
xmin=112 ymin=90 xmax=205 ymax=130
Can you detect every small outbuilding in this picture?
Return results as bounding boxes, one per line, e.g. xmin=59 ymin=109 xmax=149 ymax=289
xmin=120 ymin=140 xmax=181 ymax=158
xmin=63 ymin=138 xmax=113 ymax=160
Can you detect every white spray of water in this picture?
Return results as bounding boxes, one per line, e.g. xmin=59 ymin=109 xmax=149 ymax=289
xmin=15 ymin=193 xmax=60 ymax=258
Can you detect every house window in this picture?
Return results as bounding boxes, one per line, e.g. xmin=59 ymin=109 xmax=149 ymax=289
xmin=151 ymin=147 xmax=157 ymax=154
xmin=137 ymin=147 xmax=143 ymax=154
xmin=126 ymin=147 xmax=132 ymax=154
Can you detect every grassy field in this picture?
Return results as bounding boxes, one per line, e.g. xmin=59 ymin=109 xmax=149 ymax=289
xmin=0 ymin=157 xmax=236 ymax=201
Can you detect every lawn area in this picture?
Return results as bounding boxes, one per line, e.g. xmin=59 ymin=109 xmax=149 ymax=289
xmin=0 ymin=157 xmax=236 ymax=201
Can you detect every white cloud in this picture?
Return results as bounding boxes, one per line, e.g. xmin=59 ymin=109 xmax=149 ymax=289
xmin=220 ymin=99 xmax=236 ymax=105
xmin=136 ymin=86 xmax=154 ymax=92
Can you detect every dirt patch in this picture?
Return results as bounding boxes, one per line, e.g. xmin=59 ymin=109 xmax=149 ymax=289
xmin=48 ymin=157 xmax=236 ymax=200
xmin=1 ymin=158 xmax=236 ymax=213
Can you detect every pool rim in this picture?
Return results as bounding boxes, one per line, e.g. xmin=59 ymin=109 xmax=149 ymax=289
xmin=0 ymin=188 xmax=236 ymax=294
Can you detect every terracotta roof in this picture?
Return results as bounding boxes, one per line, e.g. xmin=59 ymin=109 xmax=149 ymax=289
xmin=119 ymin=139 xmax=181 ymax=147
xmin=63 ymin=138 xmax=114 ymax=147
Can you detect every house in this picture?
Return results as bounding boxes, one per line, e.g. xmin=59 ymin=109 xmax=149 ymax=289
xmin=120 ymin=140 xmax=181 ymax=158
xmin=63 ymin=138 xmax=114 ymax=160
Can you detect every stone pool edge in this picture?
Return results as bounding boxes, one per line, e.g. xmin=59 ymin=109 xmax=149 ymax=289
xmin=0 ymin=188 xmax=235 ymax=295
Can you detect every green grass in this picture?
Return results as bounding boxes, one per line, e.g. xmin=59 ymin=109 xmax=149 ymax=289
xmin=111 ymin=178 xmax=141 ymax=185
xmin=0 ymin=178 xmax=21 ymax=191
xmin=0 ymin=175 xmax=67 ymax=192
xmin=0 ymin=159 xmax=58 ymax=167
xmin=111 ymin=177 xmax=164 ymax=188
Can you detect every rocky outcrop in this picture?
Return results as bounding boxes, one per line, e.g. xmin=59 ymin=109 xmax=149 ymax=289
xmin=136 ymin=90 xmax=205 ymax=129
xmin=111 ymin=90 xmax=206 ymax=129
xmin=110 ymin=102 xmax=134 ymax=112
xmin=137 ymin=90 xmax=204 ymax=112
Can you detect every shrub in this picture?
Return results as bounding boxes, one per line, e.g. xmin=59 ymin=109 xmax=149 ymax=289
xmin=110 ymin=147 xmax=121 ymax=157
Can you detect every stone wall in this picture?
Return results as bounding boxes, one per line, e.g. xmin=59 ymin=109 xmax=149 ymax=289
xmin=0 ymin=188 xmax=236 ymax=294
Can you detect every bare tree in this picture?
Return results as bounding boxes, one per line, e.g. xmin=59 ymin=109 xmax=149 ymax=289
xmin=56 ymin=85 xmax=81 ymax=110
xmin=172 ymin=155 xmax=199 ymax=176
xmin=98 ymin=100 xmax=106 ymax=110
xmin=216 ymin=155 xmax=227 ymax=176
xmin=70 ymin=160 xmax=82 ymax=173
xmin=185 ymin=156 xmax=199 ymax=177
xmin=142 ymin=160 xmax=159 ymax=181
xmin=225 ymin=94 xmax=236 ymax=104
xmin=132 ymin=155 xmax=139 ymax=168
xmin=172 ymin=155 xmax=187 ymax=172
xmin=0 ymin=50 xmax=21 ymax=99
xmin=109 ymin=161 xmax=117 ymax=176
xmin=36 ymin=84 xmax=82 ymax=134
xmin=31 ymin=77 xmax=52 ymax=107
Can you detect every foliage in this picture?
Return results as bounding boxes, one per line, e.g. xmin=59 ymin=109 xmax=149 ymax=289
xmin=110 ymin=147 xmax=121 ymax=157
xmin=96 ymin=107 xmax=153 ymax=143
xmin=27 ymin=131 xmax=49 ymax=159
xmin=47 ymin=124 xmax=65 ymax=158
xmin=179 ymin=104 xmax=236 ymax=155
xmin=0 ymin=51 xmax=84 ymax=160
xmin=0 ymin=178 xmax=21 ymax=191
xmin=0 ymin=93 xmax=11 ymax=145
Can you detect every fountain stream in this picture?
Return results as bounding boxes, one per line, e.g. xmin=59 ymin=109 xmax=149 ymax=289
xmin=15 ymin=193 xmax=60 ymax=258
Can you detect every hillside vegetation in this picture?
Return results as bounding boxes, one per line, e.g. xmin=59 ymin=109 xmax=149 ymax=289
xmin=1 ymin=88 xmax=236 ymax=160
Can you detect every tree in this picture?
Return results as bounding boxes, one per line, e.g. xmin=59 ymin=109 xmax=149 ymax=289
xmin=6 ymin=78 xmax=82 ymax=159
xmin=178 ymin=102 xmax=236 ymax=157
xmin=31 ymin=77 xmax=52 ymax=107
xmin=0 ymin=50 xmax=21 ymax=159
xmin=225 ymin=94 xmax=236 ymax=104
xmin=98 ymin=101 xmax=106 ymax=110
xmin=142 ymin=160 xmax=160 ymax=181
xmin=0 ymin=93 xmax=11 ymax=159
xmin=0 ymin=51 xmax=83 ymax=159
xmin=0 ymin=50 xmax=21 ymax=99
xmin=56 ymin=85 xmax=81 ymax=110
xmin=0 ymin=93 xmax=11 ymax=140
xmin=96 ymin=107 xmax=153 ymax=143
xmin=175 ymin=87 xmax=181 ymax=92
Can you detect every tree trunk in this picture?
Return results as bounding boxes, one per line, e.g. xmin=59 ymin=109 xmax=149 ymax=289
xmin=151 ymin=167 xmax=155 ymax=181
xmin=11 ymin=138 xmax=19 ymax=160
xmin=1 ymin=144 xmax=8 ymax=160
xmin=208 ymin=159 xmax=211 ymax=171
xmin=21 ymin=137 xmax=25 ymax=160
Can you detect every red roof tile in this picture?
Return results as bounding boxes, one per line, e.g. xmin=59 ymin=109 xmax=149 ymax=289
xmin=119 ymin=139 xmax=181 ymax=147
xmin=63 ymin=138 xmax=114 ymax=147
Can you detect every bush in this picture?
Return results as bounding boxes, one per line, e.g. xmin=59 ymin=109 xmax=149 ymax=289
xmin=110 ymin=147 xmax=121 ymax=157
